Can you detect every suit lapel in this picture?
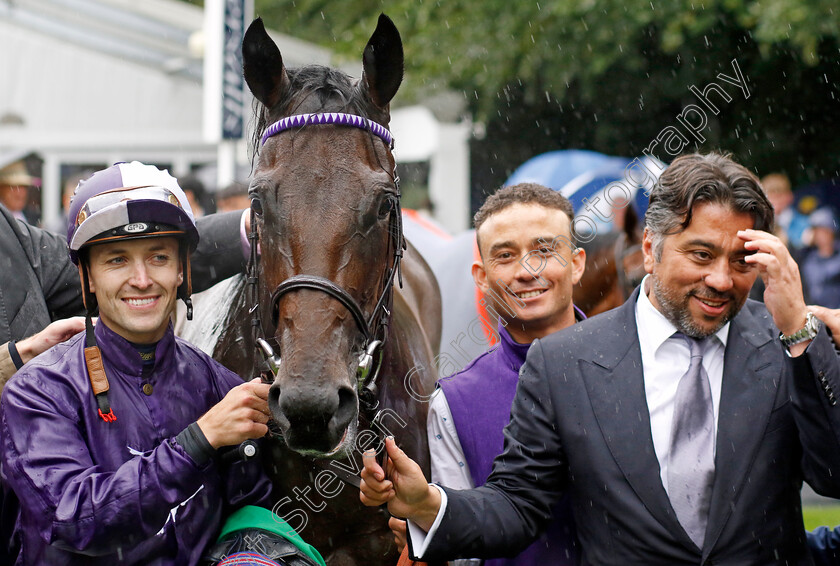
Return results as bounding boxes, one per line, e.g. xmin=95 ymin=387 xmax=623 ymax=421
xmin=702 ymin=303 xmax=780 ymax=554
xmin=582 ymin=289 xmax=694 ymax=546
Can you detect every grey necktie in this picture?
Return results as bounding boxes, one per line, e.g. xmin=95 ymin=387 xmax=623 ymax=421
xmin=668 ymin=333 xmax=715 ymax=548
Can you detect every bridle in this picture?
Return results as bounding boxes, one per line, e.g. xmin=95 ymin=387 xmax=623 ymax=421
xmin=247 ymin=112 xmax=405 ymax=418
xmin=613 ymin=231 xmax=643 ymax=301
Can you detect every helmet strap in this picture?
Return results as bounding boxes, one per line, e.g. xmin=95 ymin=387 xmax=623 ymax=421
xmin=179 ymin=240 xmax=193 ymax=320
xmin=78 ymin=262 xmax=116 ymax=423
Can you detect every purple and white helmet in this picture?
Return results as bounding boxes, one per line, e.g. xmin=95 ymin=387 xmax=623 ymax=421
xmin=67 ymin=161 xmax=199 ymax=264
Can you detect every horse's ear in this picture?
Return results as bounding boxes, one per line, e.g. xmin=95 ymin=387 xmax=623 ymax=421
xmin=243 ymin=17 xmax=289 ymax=109
xmin=359 ymin=14 xmax=404 ymax=109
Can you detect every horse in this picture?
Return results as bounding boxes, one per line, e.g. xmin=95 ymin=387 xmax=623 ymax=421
xmin=181 ymin=15 xmax=441 ymax=565
xmin=573 ymin=204 xmax=646 ymax=315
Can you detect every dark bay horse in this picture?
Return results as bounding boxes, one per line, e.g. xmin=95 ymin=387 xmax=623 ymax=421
xmin=184 ymin=15 xmax=440 ymax=565
xmin=573 ymin=205 xmax=646 ymax=315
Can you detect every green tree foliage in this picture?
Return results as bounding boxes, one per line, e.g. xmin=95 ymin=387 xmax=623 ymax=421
xmin=241 ymin=0 xmax=839 ymax=201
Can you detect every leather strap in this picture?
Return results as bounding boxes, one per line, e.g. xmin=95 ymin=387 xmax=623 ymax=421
xmin=84 ymin=346 xmax=109 ymax=395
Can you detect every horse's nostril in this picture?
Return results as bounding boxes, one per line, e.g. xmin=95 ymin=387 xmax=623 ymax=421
xmin=334 ymin=387 xmax=357 ymax=429
xmin=268 ymin=382 xmax=282 ymax=417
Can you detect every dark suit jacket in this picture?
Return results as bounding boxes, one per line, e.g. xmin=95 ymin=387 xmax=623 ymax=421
xmin=420 ymin=288 xmax=840 ymax=565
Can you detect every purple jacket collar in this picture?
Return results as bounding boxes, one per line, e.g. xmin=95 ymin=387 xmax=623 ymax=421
xmin=495 ymin=321 xmax=531 ymax=369
xmin=498 ymin=302 xmax=586 ymax=359
xmin=94 ymin=320 xmax=176 ymax=377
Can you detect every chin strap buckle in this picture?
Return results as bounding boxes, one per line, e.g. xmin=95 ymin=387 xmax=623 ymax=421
xmin=98 ymin=407 xmax=117 ymax=423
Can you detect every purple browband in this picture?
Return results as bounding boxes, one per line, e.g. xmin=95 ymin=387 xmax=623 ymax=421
xmin=260 ymin=112 xmax=395 ymax=148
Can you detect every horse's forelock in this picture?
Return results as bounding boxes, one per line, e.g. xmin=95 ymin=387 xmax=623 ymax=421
xmin=250 ymin=65 xmax=386 ymax=160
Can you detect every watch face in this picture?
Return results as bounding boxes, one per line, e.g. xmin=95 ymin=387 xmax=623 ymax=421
xmin=810 ymin=313 xmax=821 ymax=331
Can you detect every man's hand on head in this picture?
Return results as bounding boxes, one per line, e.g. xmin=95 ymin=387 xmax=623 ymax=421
xmin=197 ymin=378 xmax=270 ymax=449
xmin=360 ymin=436 xmax=442 ymax=533
xmin=740 ymin=229 xmax=809 ymax=336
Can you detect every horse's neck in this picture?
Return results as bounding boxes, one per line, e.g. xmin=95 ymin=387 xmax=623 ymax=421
xmin=176 ymin=274 xmax=249 ymax=355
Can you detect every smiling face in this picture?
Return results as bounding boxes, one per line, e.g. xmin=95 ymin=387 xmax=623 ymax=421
xmin=86 ymin=237 xmax=183 ymax=344
xmin=473 ymin=203 xmax=585 ymax=343
xmin=643 ymin=202 xmax=758 ymax=338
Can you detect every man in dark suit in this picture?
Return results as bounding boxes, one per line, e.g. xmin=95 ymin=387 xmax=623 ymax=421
xmin=360 ymin=152 xmax=840 ymax=564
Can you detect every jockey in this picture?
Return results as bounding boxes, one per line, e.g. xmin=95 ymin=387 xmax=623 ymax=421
xmin=0 ymin=162 xmax=273 ymax=565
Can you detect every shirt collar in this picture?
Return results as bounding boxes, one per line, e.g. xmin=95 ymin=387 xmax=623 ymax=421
xmin=636 ymin=274 xmax=729 ymax=352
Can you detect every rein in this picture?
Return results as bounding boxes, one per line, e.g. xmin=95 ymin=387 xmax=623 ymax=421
xmin=248 ymin=112 xmax=405 ymax=418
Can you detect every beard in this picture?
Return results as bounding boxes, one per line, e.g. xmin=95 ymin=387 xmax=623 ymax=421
xmin=650 ymin=275 xmax=743 ymax=339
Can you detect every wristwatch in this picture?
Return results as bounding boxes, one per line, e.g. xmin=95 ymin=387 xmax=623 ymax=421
xmin=780 ymin=311 xmax=821 ymax=347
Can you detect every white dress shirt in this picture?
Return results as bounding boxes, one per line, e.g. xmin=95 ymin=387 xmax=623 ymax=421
xmin=427 ymin=389 xmax=475 ymax=490
xmin=418 ymin=390 xmax=481 ymax=565
xmin=636 ymin=275 xmax=727 ymax=494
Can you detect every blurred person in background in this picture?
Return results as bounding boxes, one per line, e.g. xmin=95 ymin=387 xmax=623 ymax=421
xmin=799 ymin=207 xmax=840 ymax=309
xmin=179 ymin=174 xmax=210 ymax=217
xmin=761 ymin=172 xmax=804 ymax=247
xmin=215 ymin=181 xmax=250 ymax=213
xmin=0 ymin=161 xmax=38 ymax=224
xmin=44 ymin=171 xmax=93 ymax=235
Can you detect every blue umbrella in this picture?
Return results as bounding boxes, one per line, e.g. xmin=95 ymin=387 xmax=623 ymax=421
xmin=504 ymin=149 xmax=618 ymax=192
xmin=504 ymin=150 xmax=664 ymax=233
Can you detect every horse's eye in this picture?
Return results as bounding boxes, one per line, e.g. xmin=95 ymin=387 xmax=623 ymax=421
xmin=377 ymin=196 xmax=393 ymax=219
xmin=251 ymin=197 xmax=263 ymax=216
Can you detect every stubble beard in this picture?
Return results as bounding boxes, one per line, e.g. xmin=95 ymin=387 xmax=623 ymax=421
xmin=650 ymin=274 xmax=741 ymax=339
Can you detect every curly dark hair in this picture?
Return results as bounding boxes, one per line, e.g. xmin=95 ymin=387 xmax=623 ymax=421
xmin=645 ymin=153 xmax=773 ymax=260
xmin=474 ymin=183 xmax=574 ymax=230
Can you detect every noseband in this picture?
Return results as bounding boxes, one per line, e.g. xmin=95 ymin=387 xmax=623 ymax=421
xmin=248 ymin=112 xmax=404 ymax=413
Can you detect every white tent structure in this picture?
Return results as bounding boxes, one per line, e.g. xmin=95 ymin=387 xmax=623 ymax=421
xmin=0 ymin=0 xmax=328 ymax=227
xmin=0 ymin=0 xmax=471 ymax=232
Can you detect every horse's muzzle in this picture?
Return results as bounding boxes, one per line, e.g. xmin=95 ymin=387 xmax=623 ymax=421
xmin=268 ymin=379 xmax=358 ymax=456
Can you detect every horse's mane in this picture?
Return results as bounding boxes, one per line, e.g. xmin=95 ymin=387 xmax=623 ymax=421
xmin=250 ymin=66 xmax=368 ymax=159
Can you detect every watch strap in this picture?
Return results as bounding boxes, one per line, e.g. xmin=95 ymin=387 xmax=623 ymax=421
xmin=780 ymin=312 xmax=820 ymax=347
